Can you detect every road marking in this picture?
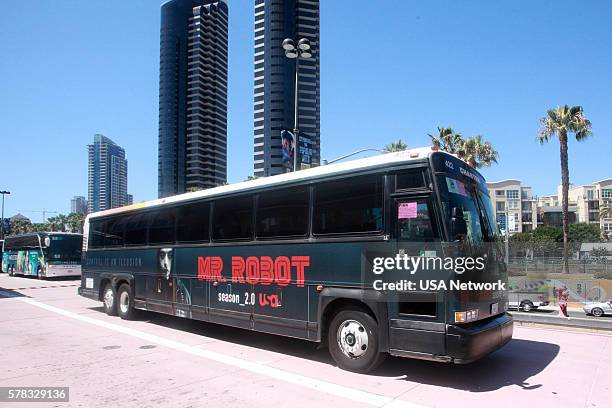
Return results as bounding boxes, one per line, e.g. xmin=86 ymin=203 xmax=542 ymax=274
xmin=16 ymin=296 xmax=428 ymax=408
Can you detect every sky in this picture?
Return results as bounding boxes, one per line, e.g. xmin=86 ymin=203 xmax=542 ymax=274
xmin=1 ymin=0 xmax=611 ymax=222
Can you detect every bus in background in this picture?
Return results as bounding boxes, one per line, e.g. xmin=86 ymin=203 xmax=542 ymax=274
xmin=79 ymin=147 xmax=512 ymax=373
xmin=2 ymin=233 xmax=82 ymax=278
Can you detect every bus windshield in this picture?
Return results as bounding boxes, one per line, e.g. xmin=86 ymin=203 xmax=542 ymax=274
xmin=437 ymin=175 xmax=498 ymax=243
xmin=46 ymin=235 xmax=82 ymax=262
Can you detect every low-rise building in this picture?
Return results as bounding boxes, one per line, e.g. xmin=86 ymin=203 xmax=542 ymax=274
xmin=487 ymin=180 xmax=538 ymax=234
xmin=559 ymin=179 xmax=612 ymax=237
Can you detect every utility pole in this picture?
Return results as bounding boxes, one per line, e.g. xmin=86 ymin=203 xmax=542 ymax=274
xmin=0 ymin=190 xmax=10 ymax=240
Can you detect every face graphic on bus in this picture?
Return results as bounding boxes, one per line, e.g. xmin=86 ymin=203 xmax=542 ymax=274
xmin=159 ymin=248 xmax=173 ymax=279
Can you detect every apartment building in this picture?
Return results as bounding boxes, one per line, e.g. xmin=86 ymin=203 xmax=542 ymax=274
xmin=559 ymin=179 xmax=612 ymax=236
xmin=487 ymin=180 xmax=538 ymax=234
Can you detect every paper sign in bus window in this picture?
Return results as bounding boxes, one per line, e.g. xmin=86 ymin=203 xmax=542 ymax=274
xmin=398 ymin=202 xmax=418 ymax=219
xmin=446 ymin=177 xmax=467 ymax=197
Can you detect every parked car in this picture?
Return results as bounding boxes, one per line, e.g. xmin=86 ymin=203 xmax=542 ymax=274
xmin=583 ymin=300 xmax=612 ymax=317
xmin=509 ymin=291 xmax=550 ymax=312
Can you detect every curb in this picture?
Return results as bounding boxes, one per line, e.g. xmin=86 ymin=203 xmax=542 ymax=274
xmin=510 ymin=311 xmax=612 ymax=332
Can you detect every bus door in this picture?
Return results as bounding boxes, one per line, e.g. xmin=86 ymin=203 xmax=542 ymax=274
xmin=389 ymin=196 xmax=446 ymax=355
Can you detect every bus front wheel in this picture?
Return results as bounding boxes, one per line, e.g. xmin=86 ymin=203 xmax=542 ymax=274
xmin=117 ymin=284 xmax=135 ymax=320
xmin=327 ymin=309 xmax=386 ymax=373
xmin=102 ymin=283 xmax=117 ymax=316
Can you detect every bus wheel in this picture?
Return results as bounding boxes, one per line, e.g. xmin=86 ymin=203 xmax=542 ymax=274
xmin=117 ymin=284 xmax=135 ymax=320
xmin=102 ymin=283 xmax=117 ymax=316
xmin=328 ymin=309 xmax=386 ymax=373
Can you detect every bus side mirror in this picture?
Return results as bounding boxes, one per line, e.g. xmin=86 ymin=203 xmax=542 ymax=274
xmin=451 ymin=207 xmax=467 ymax=237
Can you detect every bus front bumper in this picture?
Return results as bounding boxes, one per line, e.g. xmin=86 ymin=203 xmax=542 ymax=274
xmin=78 ymin=287 xmax=99 ymax=301
xmin=447 ymin=313 xmax=513 ymax=364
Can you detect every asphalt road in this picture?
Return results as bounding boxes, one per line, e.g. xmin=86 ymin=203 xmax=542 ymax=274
xmin=1 ymin=274 xmax=611 ymax=408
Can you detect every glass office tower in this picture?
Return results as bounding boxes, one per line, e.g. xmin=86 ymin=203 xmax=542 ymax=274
xmin=158 ymin=0 xmax=229 ymax=197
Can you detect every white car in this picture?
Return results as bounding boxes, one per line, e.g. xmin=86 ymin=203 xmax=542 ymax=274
xmin=583 ymin=300 xmax=612 ymax=317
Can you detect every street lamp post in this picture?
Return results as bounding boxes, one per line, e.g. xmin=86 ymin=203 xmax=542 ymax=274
xmin=282 ymin=37 xmax=312 ymax=172
xmin=0 ymin=190 xmax=10 ymax=240
xmin=323 ymin=148 xmax=385 ymax=165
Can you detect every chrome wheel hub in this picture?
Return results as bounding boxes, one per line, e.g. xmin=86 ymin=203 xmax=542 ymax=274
xmin=103 ymin=289 xmax=114 ymax=309
xmin=119 ymin=291 xmax=130 ymax=314
xmin=337 ymin=320 xmax=369 ymax=359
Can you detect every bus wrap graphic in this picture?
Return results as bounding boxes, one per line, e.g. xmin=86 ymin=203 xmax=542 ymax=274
xmin=197 ymin=255 xmax=309 ymax=287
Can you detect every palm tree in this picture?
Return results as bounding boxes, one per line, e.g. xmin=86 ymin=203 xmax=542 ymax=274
xmin=429 ymin=127 xmax=498 ymax=168
xmin=383 ymin=139 xmax=408 ymax=152
xmin=459 ymin=135 xmax=499 ymax=168
xmin=428 ymin=127 xmax=463 ymax=153
xmin=538 ymin=105 xmax=592 ymax=273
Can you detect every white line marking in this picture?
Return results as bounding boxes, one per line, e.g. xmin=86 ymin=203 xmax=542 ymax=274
xmin=17 ymin=297 xmax=429 ymax=408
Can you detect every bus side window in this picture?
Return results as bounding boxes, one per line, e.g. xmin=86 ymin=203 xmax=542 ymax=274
xmin=397 ymin=200 xmax=437 ymax=241
xmin=256 ymin=187 xmax=309 ymax=238
xmin=89 ymin=220 xmax=105 ymax=249
xmin=313 ymin=174 xmax=383 ymax=235
xmin=149 ymin=208 xmax=176 ymax=245
xmin=212 ymin=195 xmax=254 ymax=241
xmin=125 ymin=213 xmax=148 ymax=246
xmin=396 ymin=170 xmax=426 ymax=191
xmin=176 ymin=201 xmax=210 ymax=243
xmin=105 ymin=217 xmax=125 ymax=247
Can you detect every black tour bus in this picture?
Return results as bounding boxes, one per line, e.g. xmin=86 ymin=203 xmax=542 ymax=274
xmin=79 ymin=147 xmax=512 ymax=372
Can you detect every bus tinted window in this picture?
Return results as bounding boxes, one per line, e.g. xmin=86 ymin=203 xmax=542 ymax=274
xmin=89 ymin=221 xmax=105 ymax=249
xmin=105 ymin=217 xmax=125 ymax=247
xmin=257 ymin=187 xmax=309 ymax=238
xmin=396 ymin=170 xmax=426 ymax=190
xmin=314 ymin=175 xmax=383 ymax=235
xmin=149 ymin=209 xmax=175 ymax=245
xmin=213 ymin=195 xmax=253 ymax=240
xmin=125 ymin=213 xmax=148 ymax=246
xmin=176 ymin=201 xmax=210 ymax=243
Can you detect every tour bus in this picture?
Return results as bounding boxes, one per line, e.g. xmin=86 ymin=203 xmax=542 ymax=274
xmin=2 ymin=233 xmax=83 ymax=278
xmin=79 ymin=147 xmax=512 ymax=372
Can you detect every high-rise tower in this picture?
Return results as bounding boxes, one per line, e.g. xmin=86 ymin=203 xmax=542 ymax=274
xmin=87 ymin=134 xmax=129 ymax=213
xmin=253 ymin=0 xmax=320 ymax=177
xmin=158 ymin=0 xmax=229 ymax=197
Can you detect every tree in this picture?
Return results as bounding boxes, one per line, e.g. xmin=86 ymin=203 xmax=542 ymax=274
xmin=458 ymin=135 xmax=499 ymax=168
xmin=568 ymin=223 xmax=601 ymax=243
xmin=66 ymin=212 xmax=85 ymax=233
xmin=428 ymin=127 xmax=498 ymax=168
xmin=591 ymin=246 xmax=609 ymax=262
xmin=428 ymin=127 xmax=463 ymax=154
xmin=538 ymin=105 xmax=592 ymax=273
xmin=8 ymin=219 xmax=33 ymax=235
xmin=383 ymin=139 xmax=408 ymax=152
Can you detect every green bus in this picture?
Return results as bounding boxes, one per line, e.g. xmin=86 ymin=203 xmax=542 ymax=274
xmin=2 ymin=233 xmax=82 ymax=278
xmin=79 ymin=147 xmax=512 ymax=372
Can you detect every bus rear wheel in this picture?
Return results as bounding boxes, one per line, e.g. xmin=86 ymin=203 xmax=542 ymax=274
xmin=327 ymin=309 xmax=386 ymax=373
xmin=117 ymin=284 xmax=135 ymax=320
xmin=102 ymin=283 xmax=117 ymax=316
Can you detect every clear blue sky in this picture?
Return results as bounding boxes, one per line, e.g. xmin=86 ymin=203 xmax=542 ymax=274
xmin=1 ymin=1 xmax=611 ymax=222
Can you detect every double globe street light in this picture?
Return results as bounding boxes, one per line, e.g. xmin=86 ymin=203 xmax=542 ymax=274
xmin=282 ymin=37 xmax=312 ymax=172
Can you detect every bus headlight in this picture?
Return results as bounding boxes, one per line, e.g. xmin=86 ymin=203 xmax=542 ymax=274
xmin=455 ymin=309 xmax=479 ymax=323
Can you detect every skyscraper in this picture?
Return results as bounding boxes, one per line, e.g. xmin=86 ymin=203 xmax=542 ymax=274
xmin=70 ymin=196 xmax=88 ymax=215
xmin=87 ymin=134 xmax=129 ymax=213
xmin=253 ymin=0 xmax=320 ymax=177
xmin=158 ymin=0 xmax=229 ymax=198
